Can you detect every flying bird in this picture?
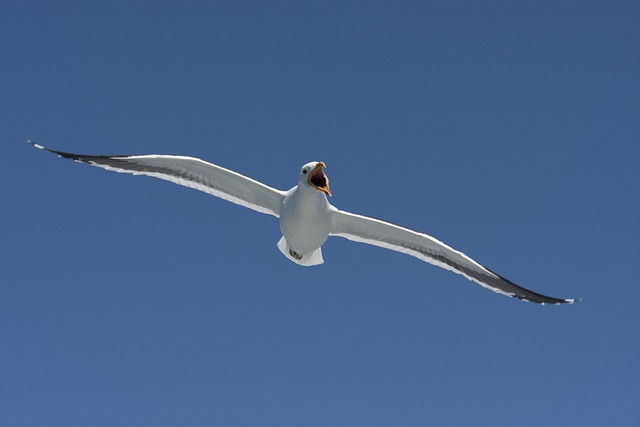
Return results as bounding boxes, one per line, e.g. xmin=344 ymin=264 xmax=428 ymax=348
xmin=31 ymin=141 xmax=576 ymax=305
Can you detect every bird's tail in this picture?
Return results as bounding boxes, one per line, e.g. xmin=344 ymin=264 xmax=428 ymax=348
xmin=277 ymin=236 xmax=324 ymax=266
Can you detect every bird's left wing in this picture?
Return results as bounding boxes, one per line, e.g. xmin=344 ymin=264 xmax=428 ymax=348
xmin=330 ymin=209 xmax=575 ymax=304
xmin=31 ymin=142 xmax=286 ymax=217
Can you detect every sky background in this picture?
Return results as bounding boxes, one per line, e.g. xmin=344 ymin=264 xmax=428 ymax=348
xmin=2 ymin=1 xmax=639 ymax=426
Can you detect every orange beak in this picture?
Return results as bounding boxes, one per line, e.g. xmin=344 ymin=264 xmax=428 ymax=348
xmin=307 ymin=162 xmax=331 ymax=196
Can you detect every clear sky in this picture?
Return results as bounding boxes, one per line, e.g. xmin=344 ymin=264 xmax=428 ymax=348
xmin=2 ymin=1 xmax=638 ymax=426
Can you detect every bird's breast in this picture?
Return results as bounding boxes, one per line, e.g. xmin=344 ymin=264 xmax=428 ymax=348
xmin=279 ymin=189 xmax=332 ymax=253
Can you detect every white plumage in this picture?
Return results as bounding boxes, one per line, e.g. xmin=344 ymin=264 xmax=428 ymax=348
xmin=31 ymin=141 xmax=576 ymax=305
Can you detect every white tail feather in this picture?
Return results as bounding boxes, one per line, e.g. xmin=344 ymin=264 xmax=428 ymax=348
xmin=277 ymin=236 xmax=324 ymax=266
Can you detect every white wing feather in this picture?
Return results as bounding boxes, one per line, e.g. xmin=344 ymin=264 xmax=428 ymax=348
xmin=32 ymin=143 xmax=285 ymax=217
xmin=330 ymin=209 xmax=574 ymax=304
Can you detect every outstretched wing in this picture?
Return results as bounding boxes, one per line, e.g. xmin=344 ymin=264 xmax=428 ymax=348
xmin=31 ymin=142 xmax=286 ymax=217
xmin=330 ymin=209 xmax=575 ymax=304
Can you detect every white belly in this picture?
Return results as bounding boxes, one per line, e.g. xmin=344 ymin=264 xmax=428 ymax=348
xmin=279 ymin=187 xmax=332 ymax=254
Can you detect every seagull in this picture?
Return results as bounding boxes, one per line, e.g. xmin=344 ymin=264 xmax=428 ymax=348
xmin=30 ymin=141 xmax=576 ymax=305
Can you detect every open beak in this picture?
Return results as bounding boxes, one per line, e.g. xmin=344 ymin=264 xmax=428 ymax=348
xmin=308 ymin=162 xmax=331 ymax=196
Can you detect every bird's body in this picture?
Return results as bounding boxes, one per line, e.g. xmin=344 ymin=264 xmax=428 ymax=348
xmin=279 ymin=183 xmax=332 ymax=266
xmin=31 ymin=141 xmax=576 ymax=305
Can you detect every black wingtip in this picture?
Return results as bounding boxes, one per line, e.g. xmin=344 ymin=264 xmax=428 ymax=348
xmin=483 ymin=266 xmax=578 ymax=305
xmin=28 ymin=141 xmax=85 ymax=161
xmin=29 ymin=140 xmax=55 ymax=154
xmin=28 ymin=139 xmax=45 ymax=150
xmin=524 ymin=295 xmax=580 ymax=305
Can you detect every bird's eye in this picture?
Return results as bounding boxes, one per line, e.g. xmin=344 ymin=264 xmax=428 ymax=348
xmin=302 ymin=169 xmax=308 ymax=174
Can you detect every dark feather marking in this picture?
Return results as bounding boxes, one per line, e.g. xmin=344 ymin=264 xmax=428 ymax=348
xmin=341 ymin=213 xmax=571 ymax=304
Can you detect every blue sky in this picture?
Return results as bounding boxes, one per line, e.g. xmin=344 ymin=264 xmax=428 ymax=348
xmin=2 ymin=1 xmax=638 ymax=426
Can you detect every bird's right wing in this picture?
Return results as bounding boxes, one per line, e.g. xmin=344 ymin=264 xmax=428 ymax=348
xmin=31 ymin=142 xmax=286 ymax=217
xmin=330 ymin=209 xmax=575 ymax=304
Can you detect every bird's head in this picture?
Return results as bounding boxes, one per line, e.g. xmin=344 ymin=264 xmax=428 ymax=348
xmin=299 ymin=161 xmax=331 ymax=196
